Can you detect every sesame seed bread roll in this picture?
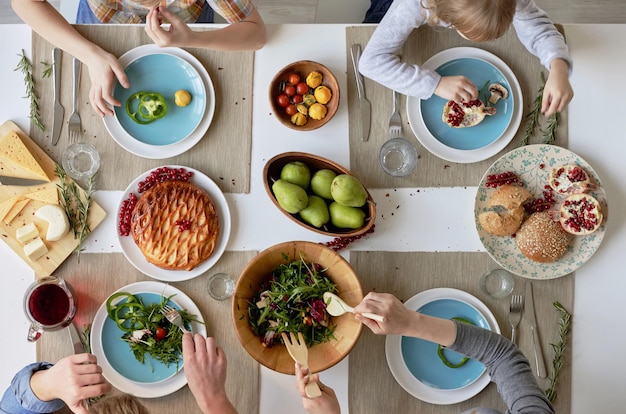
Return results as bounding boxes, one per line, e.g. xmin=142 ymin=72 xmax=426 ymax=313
xmin=516 ymin=211 xmax=570 ymax=263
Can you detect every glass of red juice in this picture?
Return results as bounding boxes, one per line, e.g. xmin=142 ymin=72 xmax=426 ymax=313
xmin=23 ymin=276 xmax=77 ymax=342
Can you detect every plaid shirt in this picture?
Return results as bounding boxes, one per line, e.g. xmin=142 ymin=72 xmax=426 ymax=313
xmin=87 ymin=0 xmax=253 ymax=24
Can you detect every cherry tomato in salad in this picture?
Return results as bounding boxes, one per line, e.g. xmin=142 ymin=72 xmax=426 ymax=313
xmin=284 ymin=84 xmax=296 ymax=97
xmin=155 ymin=327 xmax=167 ymax=340
xmin=276 ymin=93 xmax=290 ymax=108
xmin=285 ymin=104 xmax=297 ymax=116
xmin=296 ymin=82 xmax=310 ymax=95
xmin=288 ymin=73 xmax=301 ymax=85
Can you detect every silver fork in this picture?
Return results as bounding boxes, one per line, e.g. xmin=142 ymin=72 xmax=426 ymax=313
xmin=389 ymin=90 xmax=402 ymax=138
xmin=509 ymin=294 xmax=523 ymax=345
xmin=160 ymin=305 xmax=190 ymax=333
xmin=68 ymin=57 xmax=82 ymax=142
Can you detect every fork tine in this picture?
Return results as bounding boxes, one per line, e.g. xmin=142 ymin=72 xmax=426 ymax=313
xmin=297 ymin=332 xmax=305 ymax=346
xmin=290 ymin=332 xmax=298 ymax=346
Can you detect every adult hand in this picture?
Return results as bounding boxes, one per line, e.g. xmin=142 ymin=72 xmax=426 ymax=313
xmin=434 ymin=75 xmax=478 ymax=102
xmin=353 ymin=292 xmax=417 ymax=336
xmin=145 ymin=7 xmax=194 ymax=48
xmin=30 ymin=354 xmax=110 ymax=414
xmin=295 ymin=363 xmax=340 ymax=414
xmin=84 ymin=49 xmax=129 ymax=117
xmin=182 ymin=333 xmax=236 ymax=414
xmin=542 ymin=58 xmax=573 ymax=116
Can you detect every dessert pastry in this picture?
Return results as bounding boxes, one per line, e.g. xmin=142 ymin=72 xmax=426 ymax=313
xmin=131 ymin=180 xmax=219 ymax=270
xmin=478 ymin=184 xmax=532 ymax=236
xmin=516 ymin=211 xmax=570 ymax=263
xmin=559 ymin=193 xmax=603 ymax=235
xmin=548 ymin=164 xmax=590 ymax=194
xmin=443 ymin=99 xmax=496 ymax=128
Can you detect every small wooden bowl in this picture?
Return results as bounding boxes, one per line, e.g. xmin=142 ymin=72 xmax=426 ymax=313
xmin=232 ymin=241 xmax=363 ymax=374
xmin=268 ymin=60 xmax=340 ymax=131
xmin=263 ymin=152 xmax=376 ymax=238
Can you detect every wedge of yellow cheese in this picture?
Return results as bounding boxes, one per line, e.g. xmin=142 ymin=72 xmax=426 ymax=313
xmin=3 ymin=197 xmax=30 ymax=225
xmin=25 ymin=186 xmax=59 ymax=204
xmin=0 ymin=131 xmax=50 ymax=182
xmin=0 ymin=196 xmax=20 ymax=222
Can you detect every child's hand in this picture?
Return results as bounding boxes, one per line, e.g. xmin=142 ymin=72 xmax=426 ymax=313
xmin=434 ymin=75 xmax=478 ymax=102
xmin=85 ymin=49 xmax=129 ymax=117
xmin=145 ymin=7 xmax=194 ymax=48
xmin=295 ymin=363 xmax=341 ymax=414
xmin=542 ymin=58 xmax=573 ymax=116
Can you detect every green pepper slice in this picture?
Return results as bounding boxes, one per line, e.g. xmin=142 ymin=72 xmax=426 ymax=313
xmin=125 ymin=91 xmax=168 ymax=124
xmin=437 ymin=317 xmax=475 ymax=368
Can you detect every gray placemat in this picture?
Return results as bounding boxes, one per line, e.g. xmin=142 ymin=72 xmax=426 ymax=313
xmin=37 ymin=251 xmax=259 ymax=414
xmin=346 ymin=25 xmax=568 ymax=188
xmin=30 ymin=25 xmax=253 ymax=193
xmin=348 ymin=251 xmax=572 ymax=414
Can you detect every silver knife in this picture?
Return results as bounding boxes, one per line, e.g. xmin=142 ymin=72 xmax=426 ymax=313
xmin=68 ymin=322 xmax=85 ymax=354
xmin=0 ymin=175 xmax=48 ymax=186
xmin=51 ymin=47 xmax=65 ymax=146
xmin=350 ymin=44 xmax=371 ymax=142
xmin=525 ymin=281 xmax=547 ymax=378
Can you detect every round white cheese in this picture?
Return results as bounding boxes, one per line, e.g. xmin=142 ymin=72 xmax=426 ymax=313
xmin=34 ymin=204 xmax=70 ymax=241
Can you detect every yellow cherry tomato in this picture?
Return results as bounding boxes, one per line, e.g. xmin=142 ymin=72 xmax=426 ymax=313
xmin=174 ymin=90 xmax=192 ymax=107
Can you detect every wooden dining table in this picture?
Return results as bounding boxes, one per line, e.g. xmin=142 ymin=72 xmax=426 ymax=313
xmin=1 ymin=22 xmax=625 ymax=414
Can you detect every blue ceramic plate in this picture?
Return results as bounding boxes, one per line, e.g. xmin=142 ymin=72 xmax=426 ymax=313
xmin=474 ymin=144 xmax=608 ymax=279
xmin=113 ymin=53 xmax=206 ymax=146
xmin=91 ymin=281 xmax=206 ymax=398
xmin=101 ymin=292 xmax=184 ymax=383
xmin=401 ymin=299 xmax=489 ymax=390
xmin=420 ymin=57 xmax=513 ymax=150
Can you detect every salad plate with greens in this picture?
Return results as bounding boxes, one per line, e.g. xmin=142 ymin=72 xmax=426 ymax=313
xmin=91 ymin=281 xmax=206 ymax=398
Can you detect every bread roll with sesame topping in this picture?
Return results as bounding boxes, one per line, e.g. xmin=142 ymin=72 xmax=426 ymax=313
xmin=516 ymin=212 xmax=570 ymax=263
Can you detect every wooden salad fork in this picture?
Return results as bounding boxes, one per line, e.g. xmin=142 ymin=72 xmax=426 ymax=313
xmin=281 ymin=332 xmax=322 ymax=398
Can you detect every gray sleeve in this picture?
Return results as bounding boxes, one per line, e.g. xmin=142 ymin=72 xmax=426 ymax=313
xmin=512 ymin=0 xmax=572 ymax=73
xmin=448 ymin=321 xmax=555 ymax=414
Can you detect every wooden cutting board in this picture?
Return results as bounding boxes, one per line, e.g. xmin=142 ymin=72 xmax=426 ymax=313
xmin=0 ymin=120 xmax=107 ymax=277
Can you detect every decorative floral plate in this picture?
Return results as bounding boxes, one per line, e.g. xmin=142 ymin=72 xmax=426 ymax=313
xmin=474 ymin=145 xmax=608 ymax=279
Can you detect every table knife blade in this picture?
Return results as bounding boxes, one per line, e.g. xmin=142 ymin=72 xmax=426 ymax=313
xmin=0 ymin=175 xmax=48 ymax=186
xmin=350 ymin=44 xmax=371 ymax=142
xmin=51 ymin=47 xmax=65 ymax=146
xmin=525 ymin=281 xmax=547 ymax=378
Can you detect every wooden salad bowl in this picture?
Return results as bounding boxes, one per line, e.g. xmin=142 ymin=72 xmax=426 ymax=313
xmin=232 ymin=241 xmax=363 ymax=374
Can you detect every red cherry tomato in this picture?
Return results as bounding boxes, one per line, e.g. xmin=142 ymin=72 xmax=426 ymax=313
xmin=276 ymin=94 xmax=290 ymax=108
xmin=284 ymin=84 xmax=296 ymax=97
xmin=296 ymin=82 xmax=309 ymax=95
xmin=292 ymin=94 xmax=303 ymax=104
xmin=155 ymin=327 xmax=167 ymax=340
xmin=285 ymin=104 xmax=297 ymax=116
xmin=288 ymin=73 xmax=301 ymax=85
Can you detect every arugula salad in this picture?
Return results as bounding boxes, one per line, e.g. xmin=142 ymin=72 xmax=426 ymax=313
xmin=105 ymin=292 xmax=201 ymax=369
xmin=248 ymin=255 xmax=338 ymax=348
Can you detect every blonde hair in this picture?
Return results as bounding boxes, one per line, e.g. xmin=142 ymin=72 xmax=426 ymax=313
xmin=89 ymin=394 xmax=150 ymax=414
xmin=422 ymin=0 xmax=516 ymax=42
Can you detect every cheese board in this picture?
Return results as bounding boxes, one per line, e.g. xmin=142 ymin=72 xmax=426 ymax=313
xmin=0 ymin=120 xmax=107 ymax=277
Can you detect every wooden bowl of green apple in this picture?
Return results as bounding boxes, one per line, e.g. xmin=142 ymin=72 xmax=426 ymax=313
xmin=263 ymin=152 xmax=376 ymax=238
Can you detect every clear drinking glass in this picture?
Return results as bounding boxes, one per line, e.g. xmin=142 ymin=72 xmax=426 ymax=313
xmin=479 ymin=269 xmax=515 ymax=299
xmin=207 ymin=273 xmax=235 ymax=300
xmin=62 ymin=142 xmax=100 ymax=181
xmin=379 ymin=137 xmax=418 ymax=176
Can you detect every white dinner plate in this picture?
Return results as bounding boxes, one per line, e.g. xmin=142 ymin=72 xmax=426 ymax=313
xmin=116 ymin=166 xmax=231 ymax=282
xmin=406 ymin=47 xmax=523 ymax=163
xmin=385 ymin=288 xmax=500 ymax=405
xmin=91 ymin=281 xmax=207 ymax=398
xmin=474 ymin=144 xmax=608 ymax=279
xmin=103 ymin=45 xmax=216 ymax=159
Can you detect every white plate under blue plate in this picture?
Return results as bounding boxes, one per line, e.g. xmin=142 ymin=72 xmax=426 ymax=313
xmin=386 ymin=288 xmax=500 ymax=405
xmin=103 ymin=45 xmax=216 ymax=159
xmin=420 ymin=57 xmax=513 ymax=150
xmin=91 ymin=281 xmax=206 ymax=398
xmin=474 ymin=144 xmax=608 ymax=279
xmin=407 ymin=47 xmax=523 ymax=163
xmin=116 ymin=166 xmax=231 ymax=282
xmin=113 ymin=53 xmax=206 ymax=146
xmin=402 ymin=298 xmax=489 ymax=390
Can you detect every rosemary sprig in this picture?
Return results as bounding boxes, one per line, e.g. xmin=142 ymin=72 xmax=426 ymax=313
xmin=520 ymin=72 xmax=546 ymax=146
xmin=15 ymin=50 xmax=45 ymax=131
xmin=542 ymin=112 xmax=559 ymax=145
xmin=544 ymin=301 xmax=572 ymax=403
xmin=41 ymin=61 xmax=52 ymax=78
xmin=55 ymin=164 xmax=96 ymax=261
xmin=79 ymin=324 xmax=105 ymax=405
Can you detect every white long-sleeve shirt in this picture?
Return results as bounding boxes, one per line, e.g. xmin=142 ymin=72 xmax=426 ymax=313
xmin=359 ymin=0 xmax=571 ymax=99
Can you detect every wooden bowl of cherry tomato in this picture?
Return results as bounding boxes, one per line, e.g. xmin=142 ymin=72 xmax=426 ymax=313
xmin=269 ymin=60 xmax=340 ymax=131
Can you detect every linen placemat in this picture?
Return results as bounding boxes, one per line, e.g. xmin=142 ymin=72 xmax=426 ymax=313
xmin=346 ymin=25 xmax=569 ymax=189
xmin=348 ymin=251 xmax=573 ymax=414
xmin=37 ymin=251 xmax=259 ymax=414
xmin=30 ymin=25 xmax=253 ymax=193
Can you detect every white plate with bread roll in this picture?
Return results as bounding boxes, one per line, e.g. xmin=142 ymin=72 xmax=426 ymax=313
xmin=474 ymin=144 xmax=607 ymax=279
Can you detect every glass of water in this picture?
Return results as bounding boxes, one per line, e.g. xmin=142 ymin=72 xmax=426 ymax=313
xmin=378 ymin=137 xmax=418 ymax=176
xmin=207 ymin=273 xmax=235 ymax=301
xmin=62 ymin=142 xmax=100 ymax=181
